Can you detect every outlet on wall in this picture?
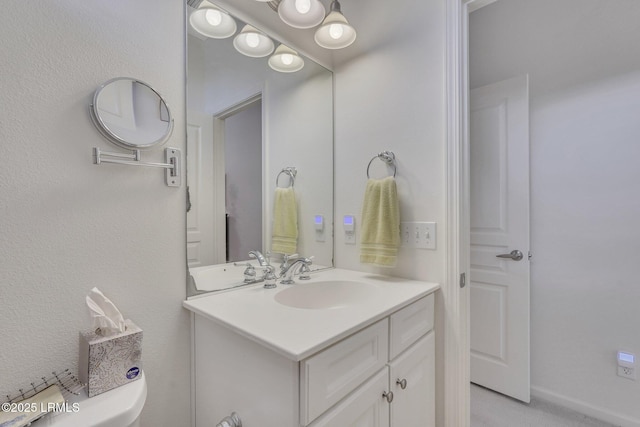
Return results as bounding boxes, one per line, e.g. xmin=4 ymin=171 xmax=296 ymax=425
xmin=618 ymin=366 xmax=636 ymax=380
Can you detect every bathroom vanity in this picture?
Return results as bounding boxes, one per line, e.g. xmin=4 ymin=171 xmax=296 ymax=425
xmin=183 ymin=268 xmax=439 ymax=427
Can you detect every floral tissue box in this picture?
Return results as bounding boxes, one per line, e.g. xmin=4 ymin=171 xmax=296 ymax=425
xmin=79 ymin=320 xmax=143 ymax=397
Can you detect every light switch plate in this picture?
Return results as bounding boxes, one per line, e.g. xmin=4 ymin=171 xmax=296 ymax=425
xmin=401 ymin=222 xmax=436 ymax=249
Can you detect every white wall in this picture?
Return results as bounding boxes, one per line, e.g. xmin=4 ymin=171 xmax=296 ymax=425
xmin=0 ymin=2 xmax=189 ymax=426
xmin=333 ymin=0 xmax=446 ymax=280
xmin=470 ymin=1 xmax=640 ymax=424
xmin=332 ymin=0 xmax=447 ymax=423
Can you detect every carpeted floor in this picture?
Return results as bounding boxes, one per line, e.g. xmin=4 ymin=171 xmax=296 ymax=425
xmin=470 ymin=383 xmax=619 ymax=427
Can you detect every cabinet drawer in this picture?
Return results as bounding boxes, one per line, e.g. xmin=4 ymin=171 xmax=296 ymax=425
xmin=389 ymin=295 xmax=434 ymax=359
xmin=301 ymin=319 xmax=389 ymax=425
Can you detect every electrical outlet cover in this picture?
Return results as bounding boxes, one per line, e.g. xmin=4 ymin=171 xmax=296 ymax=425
xmin=618 ymin=366 xmax=636 ymax=380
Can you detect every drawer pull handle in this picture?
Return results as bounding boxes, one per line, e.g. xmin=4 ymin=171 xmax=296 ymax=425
xmin=382 ymin=390 xmax=394 ymax=403
xmin=396 ymin=378 xmax=407 ymax=390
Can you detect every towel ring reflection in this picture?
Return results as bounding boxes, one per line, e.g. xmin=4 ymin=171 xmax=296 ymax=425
xmin=366 ymin=151 xmax=397 ymax=179
xmin=276 ymin=167 xmax=297 ymax=188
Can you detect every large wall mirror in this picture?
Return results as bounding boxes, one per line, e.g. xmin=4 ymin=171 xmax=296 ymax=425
xmin=186 ymin=1 xmax=334 ymax=295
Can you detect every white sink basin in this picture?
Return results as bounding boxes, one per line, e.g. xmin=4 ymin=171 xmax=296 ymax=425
xmin=274 ymin=281 xmax=379 ymax=309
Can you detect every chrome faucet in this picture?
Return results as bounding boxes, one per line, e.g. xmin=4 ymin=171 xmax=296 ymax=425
xmin=280 ymin=254 xmax=313 ymax=285
xmin=248 ymin=250 xmax=269 ymax=266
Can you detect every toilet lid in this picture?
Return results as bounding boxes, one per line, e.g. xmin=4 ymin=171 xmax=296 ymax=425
xmin=38 ymin=370 xmax=147 ymax=427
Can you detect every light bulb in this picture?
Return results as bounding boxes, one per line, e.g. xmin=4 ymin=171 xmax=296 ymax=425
xmin=204 ymin=9 xmax=223 ymax=26
xmin=281 ymin=53 xmax=294 ymax=65
xmin=246 ymin=33 xmax=260 ymax=48
xmin=295 ymin=0 xmax=311 ymax=14
xmin=329 ymin=23 xmax=344 ymax=40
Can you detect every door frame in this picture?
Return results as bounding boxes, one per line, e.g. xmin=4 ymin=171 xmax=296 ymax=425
xmin=444 ymin=0 xmax=494 ymax=425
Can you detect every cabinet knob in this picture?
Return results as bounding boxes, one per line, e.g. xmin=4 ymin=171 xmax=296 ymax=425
xmin=396 ymin=378 xmax=407 ymax=390
xmin=382 ymin=390 xmax=394 ymax=403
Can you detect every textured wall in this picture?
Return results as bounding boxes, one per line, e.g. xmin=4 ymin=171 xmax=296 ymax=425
xmin=0 ymin=1 xmax=190 ymax=426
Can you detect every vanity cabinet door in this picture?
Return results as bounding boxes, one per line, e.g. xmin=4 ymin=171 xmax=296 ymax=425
xmin=308 ymin=369 xmax=390 ymax=427
xmin=388 ymin=331 xmax=435 ymax=427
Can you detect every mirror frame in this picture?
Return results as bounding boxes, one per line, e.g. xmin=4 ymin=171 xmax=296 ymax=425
xmin=90 ymin=77 xmax=174 ymax=150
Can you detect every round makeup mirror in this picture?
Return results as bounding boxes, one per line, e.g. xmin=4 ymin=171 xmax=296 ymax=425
xmin=90 ymin=78 xmax=174 ymax=150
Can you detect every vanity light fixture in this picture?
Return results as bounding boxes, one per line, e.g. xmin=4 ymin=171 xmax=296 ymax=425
xmin=314 ymin=0 xmax=356 ymax=49
xmin=277 ymin=0 xmax=326 ymax=29
xmin=268 ymin=44 xmax=305 ymax=73
xmin=189 ymin=0 xmax=237 ymax=39
xmin=253 ymin=0 xmax=356 ymax=50
xmin=233 ymin=25 xmax=275 ymax=58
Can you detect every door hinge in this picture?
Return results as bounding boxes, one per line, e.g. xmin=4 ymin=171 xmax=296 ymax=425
xmin=460 ymin=272 xmax=466 ymax=289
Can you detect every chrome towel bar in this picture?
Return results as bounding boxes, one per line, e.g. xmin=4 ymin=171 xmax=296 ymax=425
xmin=366 ymin=151 xmax=397 ymax=179
xmin=276 ymin=166 xmax=297 ymax=188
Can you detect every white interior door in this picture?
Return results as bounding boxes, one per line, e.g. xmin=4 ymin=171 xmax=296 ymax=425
xmin=469 ymin=75 xmax=530 ymax=403
xmin=187 ymin=110 xmax=215 ymax=267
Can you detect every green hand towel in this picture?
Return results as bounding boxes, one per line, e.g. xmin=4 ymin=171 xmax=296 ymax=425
xmin=272 ymin=187 xmax=298 ymax=254
xmin=360 ymin=176 xmax=400 ymax=267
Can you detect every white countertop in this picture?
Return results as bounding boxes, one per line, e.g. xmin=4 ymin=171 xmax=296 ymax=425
xmin=183 ymin=268 xmax=439 ymax=361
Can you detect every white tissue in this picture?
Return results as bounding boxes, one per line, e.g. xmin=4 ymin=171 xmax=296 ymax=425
xmin=86 ymin=287 xmax=127 ymax=336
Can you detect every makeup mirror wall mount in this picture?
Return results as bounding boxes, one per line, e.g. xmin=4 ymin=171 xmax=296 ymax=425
xmin=90 ymin=77 xmax=181 ymax=187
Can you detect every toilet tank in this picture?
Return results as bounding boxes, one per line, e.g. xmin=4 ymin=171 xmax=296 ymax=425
xmin=38 ymin=370 xmax=147 ymax=427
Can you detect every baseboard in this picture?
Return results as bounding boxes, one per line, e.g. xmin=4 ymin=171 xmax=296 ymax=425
xmin=531 ymin=385 xmax=640 ymax=427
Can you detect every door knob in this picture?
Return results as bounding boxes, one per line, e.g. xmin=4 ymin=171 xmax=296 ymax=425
xmin=496 ymin=250 xmax=523 ymax=261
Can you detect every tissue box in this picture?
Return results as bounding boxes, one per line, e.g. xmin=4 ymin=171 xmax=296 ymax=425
xmin=79 ymin=319 xmax=143 ymax=397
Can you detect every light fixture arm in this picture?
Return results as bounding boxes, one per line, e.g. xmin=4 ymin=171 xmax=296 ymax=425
xmin=267 ymin=0 xmax=280 ymax=12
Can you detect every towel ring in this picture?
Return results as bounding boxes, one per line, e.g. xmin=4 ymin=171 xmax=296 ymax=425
xmin=276 ymin=167 xmax=297 ymax=188
xmin=366 ymin=151 xmax=397 ymax=179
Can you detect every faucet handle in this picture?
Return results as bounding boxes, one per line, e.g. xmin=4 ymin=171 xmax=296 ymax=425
xmin=299 ymin=264 xmax=311 ymax=280
xmin=234 ymin=262 xmax=257 ymax=283
xmin=243 ymin=266 xmax=256 ymax=283
xmin=262 ymin=265 xmax=277 ymax=289
xmin=298 ymin=256 xmax=314 ymax=280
